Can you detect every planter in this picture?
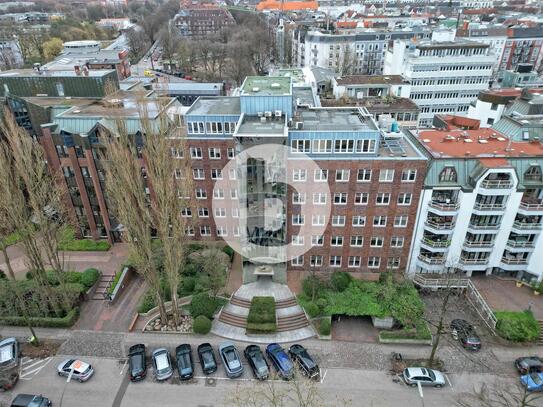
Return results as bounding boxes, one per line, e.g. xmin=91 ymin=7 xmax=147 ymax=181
xmin=372 ymin=316 xmax=395 ymax=330
xmin=516 ymin=281 xmax=523 ymax=288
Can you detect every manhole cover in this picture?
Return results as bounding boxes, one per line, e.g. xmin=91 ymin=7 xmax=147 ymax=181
xmin=205 ymin=378 xmax=217 ymax=387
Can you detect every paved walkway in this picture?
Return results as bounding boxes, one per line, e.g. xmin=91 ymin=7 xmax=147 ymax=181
xmin=332 ymin=316 xmax=379 ymax=343
xmin=224 ymin=252 xmax=242 ymax=296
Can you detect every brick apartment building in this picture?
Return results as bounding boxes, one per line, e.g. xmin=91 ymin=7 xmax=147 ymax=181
xmin=173 ymin=5 xmax=235 ymax=38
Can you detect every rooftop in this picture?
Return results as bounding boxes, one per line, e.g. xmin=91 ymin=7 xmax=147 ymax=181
xmin=23 ymin=96 xmax=100 ymax=108
xmin=416 ymin=40 xmax=489 ymax=50
xmin=293 ymin=86 xmax=317 ymax=107
xmin=275 ymin=68 xmax=306 ymax=85
xmin=335 ymin=75 xmax=407 ymax=86
xmin=236 ymin=115 xmax=286 ymax=135
xmin=186 ymin=96 xmax=240 ymax=116
xmin=295 ymin=108 xmax=377 ymax=132
xmin=0 ymin=69 xmax=114 ymax=78
xmin=241 ymin=76 xmax=292 ymax=97
xmin=320 ymin=97 xmax=419 ymax=112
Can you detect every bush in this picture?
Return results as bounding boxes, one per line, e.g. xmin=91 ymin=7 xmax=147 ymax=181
xmin=304 ymin=302 xmax=320 ymax=318
xmin=302 ymin=276 xmax=328 ymax=299
xmin=80 ymin=268 xmax=100 ymax=290
xmin=138 ymin=290 xmax=156 ymax=314
xmin=107 ymin=270 xmax=123 ymax=296
xmin=0 ymin=308 xmax=79 ymax=328
xmin=247 ymin=297 xmax=276 ymax=333
xmin=190 ymin=293 xmax=218 ymax=319
xmin=319 ymin=318 xmax=331 ymax=336
xmin=186 ymin=243 xmax=204 ymax=254
xmin=0 ymin=270 xmax=6 ymax=280
xmin=379 ymin=323 xmax=432 ymax=341
xmin=178 ymin=276 xmax=197 ymax=297
xmin=495 ymin=311 xmax=540 ymax=342
xmin=316 ymin=298 xmax=328 ymax=312
xmin=193 ymin=315 xmax=212 ymax=334
xmin=222 ymin=245 xmax=235 ymax=262
xmin=58 ymin=228 xmax=111 ymax=251
xmin=330 ymin=272 xmax=352 ymax=292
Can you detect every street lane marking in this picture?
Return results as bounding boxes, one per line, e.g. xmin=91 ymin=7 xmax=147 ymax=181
xmin=320 ymin=369 xmax=327 ymax=383
xmin=120 ymin=360 xmax=128 ymax=375
xmin=445 ymin=374 xmax=453 ymax=388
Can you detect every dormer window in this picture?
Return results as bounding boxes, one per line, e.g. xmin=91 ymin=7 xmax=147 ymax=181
xmin=439 ymin=166 xmax=457 ymax=183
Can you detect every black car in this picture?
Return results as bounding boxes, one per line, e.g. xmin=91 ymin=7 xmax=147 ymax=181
xmin=450 ymin=319 xmax=481 ymax=351
xmin=175 ymin=344 xmax=194 ymax=380
xmin=288 ymin=344 xmax=320 ymax=379
xmin=244 ymin=345 xmax=269 ymax=380
xmin=515 ymin=357 xmax=543 ymax=375
xmin=128 ymin=344 xmax=147 ymax=382
xmin=10 ymin=394 xmax=51 ymax=407
xmin=197 ymin=343 xmax=217 ymax=375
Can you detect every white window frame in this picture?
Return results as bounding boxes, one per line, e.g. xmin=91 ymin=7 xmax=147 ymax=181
xmin=312 ymin=215 xmax=326 ymax=226
xmin=332 ymin=215 xmax=346 ymax=226
xmin=330 ymin=255 xmax=342 ymax=267
xmin=379 ymin=169 xmax=394 ymax=182
xmin=311 ymin=235 xmax=324 ymax=246
xmin=292 ymin=169 xmax=307 ymax=182
xmin=348 ymin=256 xmax=361 ymax=268
xmin=376 ymin=193 xmax=391 ymax=206
xmin=208 ymin=147 xmax=221 ymax=159
xmin=357 ymin=169 xmax=372 ymax=182
xmin=394 ymin=215 xmax=408 ymax=228
xmin=373 ymin=216 xmax=387 ymax=227
xmin=292 ymin=192 xmax=306 ymax=204
xmin=370 ymin=237 xmax=384 ymax=247
xmin=292 ymin=214 xmax=305 ymax=225
xmin=368 ymin=256 xmax=380 ymax=268
xmin=313 ymin=193 xmax=327 ymax=205
xmin=314 ymin=169 xmax=328 ymax=182
xmin=350 ymin=235 xmax=363 ymax=247
xmin=336 ymin=169 xmax=350 ymax=182
xmin=190 ymin=147 xmax=202 ymax=159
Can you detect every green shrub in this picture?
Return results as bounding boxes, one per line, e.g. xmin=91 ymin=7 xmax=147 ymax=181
xmin=495 ymin=311 xmax=540 ymax=342
xmin=2 ymin=231 xmax=22 ymax=247
xmin=0 ymin=270 xmax=6 ymax=280
xmin=316 ymin=298 xmax=328 ymax=312
xmin=380 ymin=323 xmax=432 ymax=341
xmin=58 ymin=228 xmax=111 ymax=251
xmin=187 ymin=243 xmax=204 ymax=254
xmin=193 ymin=315 xmax=212 ymax=334
xmin=138 ymin=290 xmax=156 ymax=314
xmin=107 ymin=270 xmax=123 ymax=296
xmin=178 ymin=276 xmax=197 ymax=297
xmin=190 ymin=293 xmax=218 ymax=319
xmin=247 ymin=296 xmax=276 ymax=333
xmin=302 ymin=276 xmax=328 ymax=299
xmin=319 ymin=318 xmax=331 ymax=336
xmin=222 ymin=245 xmax=235 ymax=262
xmin=80 ymin=268 xmax=100 ymax=290
xmin=304 ymin=302 xmax=320 ymax=318
xmin=330 ymin=272 xmax=352 ymax=292
xmin=0 ymin=308 xmax=79 ymax=328
xmin=181 ymin=262 xmax=199 ymax=277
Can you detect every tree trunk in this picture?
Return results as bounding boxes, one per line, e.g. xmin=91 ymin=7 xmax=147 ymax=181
xmin=170 ymin=289 xmax=179 ymax=327
xmin=155 ymin=289 xmax=168 ymax=324
xmin=428 ymin=290 xmax=451 ymax=368
xmin=1 ymin=244 xmax=16 ymax=280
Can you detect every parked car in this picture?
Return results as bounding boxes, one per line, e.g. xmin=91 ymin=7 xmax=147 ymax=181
xmin=403 ymin=367 xmax=446 ymax=388
xmin=197 ymin=343 xmax=217 ymax=375
xmin=244 ymin=345 xmax=269 ymax=380
xmin=520 ymin=372 xmax=543 ymax=391
xmin=288 ymin=344 xmax=319 ymax=379
xmin=266 ymin=343 xmax=294 ymax=380
xmin=0 ymin=337 xmax=20 ymax=391
xmin=151 ymin=348 xmax=173 ymax=381
xmin=515 ymin=357 xmax=543 ymax=375
xmin=56 ymin=359 xmax=94 ymax=382
xmin=450 ymin=319 xmax=481 ymax=351
xmin=128 ymin=344 xmax=147 ymax=382
xmin=219 ymin=342 xmax=244 ymax=378
xmin=175 ymin=344 xmax=194 ymax=380
xmin=10 ymin=394 xmax=51 ymax=407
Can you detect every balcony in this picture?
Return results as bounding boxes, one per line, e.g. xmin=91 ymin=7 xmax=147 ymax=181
xmin=467 ymin=222 xmax=500 ymax=232
xmin=512 ymin=221 xmax=542 ymax=231
xmin=518 ymin=198 xmax=543 ymax=214
xmin=500 ymin=257 xmax=528 ymax=265
xmin=428 ymin=200 xmax=459 ymax=213
xmin=480 ymin=179 xmax=513 ymax=190
xmin=459 ymin=257 xmax=489 ymax=266
xmin=473 ymin=202 xmax=506 ymax=211
xmin=505 ymin=239 xmax=535 ymax=253
xmin=500 ymin=257 xmax=529 ymax=271
xmin=424 ymin=219 xmax=455 ymax=234
xmin=420 ymin=237 xmax=451 ymax=252
xmin=417 ymin=254 xmax=446 ymax=265
xmin=462 ymin=240 xmax=494 ymax=252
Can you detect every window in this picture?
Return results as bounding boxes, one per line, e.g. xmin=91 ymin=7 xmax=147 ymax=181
xmin=390 ymin=236 xmax=404 ymax=247
xmin=376 ymin=193 xmax=391 ymax=205
xmin=291 ymin=256 xmax=304 ymax=266
xmin=214 ymin=208 xmax=226 ymax=218
xmin=231 ymin=208 xmax=239 ymax=217
xmin=230 ymin=189 xmax=238 ymax=199
xmin=198 ymin=207 xmax=209 ymax=217
xmin=314 ymin=169 xmax=328 ymax=182
xmin=373 ymin=216 xmax=387 ymax=227
xmin=398 ymin=193 xmax=412 ymax=205
xmin=368 ymin=256 xmax=380 ymax=268
xmin=195 ymin=188 xmax=207 ymax=199
xmin=370 ymin=237 xmax=384 ymax=247
xmin=233 ymin=227 xmax=240 ymax=237
xmin=379 ymin=169 xmax=394 ymax=182
xmin=292 ymin=192 xmax=306 ymax=204
xmin=185 ymin=226 xmax=195 ymax=236
xmin=356 ymin=139 xmax=376 ymax=153
xmin=292 ymin=235 xmax=305 ymax=246
xmin=357 ymin=169 xmax=372 ymax=182
xmin=171 ymin=147 xmax=183 ymax=159
xmin=312 ymin=215 xmax=326 ymax=226
xmin=228 ymin=168 xmax=237 ymax=180
xmin=330 ymin=256 xmax=342 ymax=267
xmin=354 ymin=192 xmax=369 ymax=205
xmin=486 ymin=118 xmax=494 ymax=125
xmin=200 ymin=225 xmax=211 ymax=236
xmin=312 ymin=139 xmax=332 ymax=153
xmin=332 ymin=215 xmax=346 ymax=226
xmin=350 ymin=235 xmax=363 ymax=247
xmin=348 ymin=256 xmax=361 ymax=267
xmin=525 ymin=165 xmax=542 ymax=182
xmin=174 ymin=168 xmax=184 ymax=179
xmin=292 ymin=214 xmax=305 ymax=225
xmin=292 ymin=169 xmax=307 ymax=182
xmin=313 ymin=193 xmax=327 ymax=205
xmin=181 ymin=208 xmax=192 ymax=217
xmin=401 ymin=169 xmax=417 ymax=182
xmin=216 ymin=226 xmax=227 ymax=237
xmin=330 ymin=235 xmax=344 ymax=246
xmin=208 ymin=148 xmax=221 ymax=159
xmin=387 ymin=257 xmax=400 ymax=269
xmin=394 ymin=215 xmax=408 ymax=227
xmin=311 ymin=235 xmax=324 ymax=246
xmin=190 ymin=147 xmax=202 ymax=159
xmin=352 ymin=216 xmax=366 ymax=227
xmin=490 ymin=103 xmax=498 ymax=111
xmin=310 ymin=255 xmax=323 ymax=267
xmin=211 ymin=169 xmax=223 ymax=180
xmin=334 ymin=193 xmax=348 ymax=205
xmin=193 ymin=169 xmax=205 ymax=180
xmin=291 ymin=139 xmax=311 ymax=153
xmin=336 ymin=169 xmax=350 ymax=182
xmin=334 ymin=139 xmax=355 ymax=153
xmin=439 ymin=167 xmax=457 ymax=183
xmin=213 ymin=188 xmax=225 ymax=199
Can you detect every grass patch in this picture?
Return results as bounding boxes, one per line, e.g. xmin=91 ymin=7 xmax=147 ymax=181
xmin=58 ymin=227 xmax=111 ymax=251
xmin=0 ymin=308 xmax=79 ymax=328
xmin=2 ymin=230 xmax=23 ymax=247
xmin=107 ymin=269 xmax=124 ymax=296
xmin=246 ymin=296 xmax=276 ymax=334
xmin=495 ymin=310 xmax=540 ymax=343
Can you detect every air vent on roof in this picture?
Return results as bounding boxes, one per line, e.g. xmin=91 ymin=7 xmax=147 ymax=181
xmin=274 ymin=110 xmax=282 ymax=118
xmin=497 ymin=137 xmax=506 ymax=141
xmin=443 ymin=135 xmax=456 ymax=142
xmin=423 ymin=139 xmax=431 ymax=143
xmin=271 ymin=83 xmax=281 ymax=89
xmin=252 ymin=87 xmax=260 ymax=92
xmin=490 ymin=133 xmax=498 ymax=139
xmin=296 ymin=122 xmax=304 ymax=130
xmin=479 ymin=139 xmax=488 ymax=144
xmin=265 ymin=111 xmax=272 ymax=117
xmin=464 ymin=139 xmax=473 ymax=143
xmin=257 ymin=112 xmax=263 ymax=117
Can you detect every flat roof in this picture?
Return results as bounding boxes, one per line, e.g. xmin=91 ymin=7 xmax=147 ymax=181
xmin=237 ymin=115 xmax=285 ymax=135
xmin=0 ymin=69 xmax=114 ymax=78
xmin=241 ymin=76 xmax=291 ymax=96
xmin=275 ymin=68 xmax=306 ymax=85
xmin=186 ymin=96 xmax=240 ymax=116
xmin=336 ymin=75 xmax=406 ymax=86
xmin=293 ymin=86 xmax=317 ymax=107
xmin=295 ymin=108 xmax=377 ymax=132
xmin=23 ymin=96 xmax=100 ymax=107
xmin=416 ymin=128 xmax=543 ymax=158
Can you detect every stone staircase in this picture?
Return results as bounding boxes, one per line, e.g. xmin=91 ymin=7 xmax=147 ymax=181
xmin=91 ymin=274 xmax=114 ymax=300
xmin=538 ymin=320 xmax=543 ymax=346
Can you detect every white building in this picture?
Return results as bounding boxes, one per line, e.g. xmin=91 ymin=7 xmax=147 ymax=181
xmin=332 ymin=74 xmax=411 ymax=99
xmin=460 ymin=0 xmax=494 ymax=8
xmin=407 ymin=117 xmax=543 ymax=284
xmin=62 ymin=41 xmax=101 ymax=55
xmin=384 ymin=30 xmax=495 ymax=127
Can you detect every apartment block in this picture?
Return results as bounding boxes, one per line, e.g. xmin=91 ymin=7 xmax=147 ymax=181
xmin=499 ymin=26 xmax=543 ymax=77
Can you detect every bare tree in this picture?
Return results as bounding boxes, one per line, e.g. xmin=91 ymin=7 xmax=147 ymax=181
xmin=457 ymin=381 xmax=543 ymax=407
xmin=194 ymin=248 xmax=227 ymax=298
xmin=158 ymin=23 xmax=179 ymax=69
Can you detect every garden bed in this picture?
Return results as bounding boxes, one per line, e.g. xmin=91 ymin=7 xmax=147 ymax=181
xmin=57 ymin=227 xmax=111 ymax=251
xmin=495 ymin=310 xmax=540 ymax=343
xmin=246 ymin=296 xmax=276 ymax=334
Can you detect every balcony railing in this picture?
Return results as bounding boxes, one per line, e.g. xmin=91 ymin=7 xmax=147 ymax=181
xmin=473 ymin=202 xmax=506 ymax=211
xmin=425 ymin=220 xmax=455 ymax=230
xmin=480 ymin=179 xmax=513 ymax=189
xmin=524 ymin=174 xmax=542 ymax=183
xmin=512 ymin=221 xmax=542 ymax=230
xmin=422 ymin=238 xmax=451 ymax=248
xmin=468 ymin=222 xmax=500 ymax=230
xmin=464 ymin=240 xmax=494 ymax=248
xmin=501 ymin=257 xmax=528 ymax=265
xmin=429 ymin=200 xmax=459 ymax=211
xmin=459 ymin=257 xmax=489 ymax=265
xmin=506 ymin=240 xmax=535 ymax=248
xmin=519 ymin=200 xmax=543 ymax=211
xmin=417 ymin=254 xmax=446 ymax=265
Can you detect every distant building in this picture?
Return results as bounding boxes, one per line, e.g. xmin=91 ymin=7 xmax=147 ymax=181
xmin=332 ymin=75 xmax=411 ymax=99
xmin=499 ymin=26 xmax=543 ymax=76
xmin=500 ymin=64 xmax=543 ymax=88
xmin=151 ymin=82 xmax=224 ymax=106
xmin=62 ymin=41 xmax=101 ymax=55
xmin=0 ymin=38 xmax=23 ymax=69
xmin=173 ymin=6 xmax=235 ymax=38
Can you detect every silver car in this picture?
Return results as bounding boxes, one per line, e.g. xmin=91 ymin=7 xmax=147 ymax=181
xmin=218 ymin=342 xmax=244 ymax=378
xmin=403 ymin=367 xmax=446 ymax=388
xmin=152 ymin=348 xmax=173 ymax=381
xmin=57 ymin=359 xmax=94 ymax=382
xmin=0 ymin=337 xmax=19 ymax=370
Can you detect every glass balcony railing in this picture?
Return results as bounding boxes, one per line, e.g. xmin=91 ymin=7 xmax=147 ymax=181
xmin=463 ymin=240 xmax=494 ymax=248
xmin=512 ymin=221 xmax=542 ymax=230
xmin=429 ymin=200 xmax=459 ymax=211
xmin=459 ymin=257 xmax=489 ymax=265
xmin=473 ymin=202 xmax=506 ymax=211
xmin=501 ymin=257 xmax=528 ymax=265
xmin=421 ymin=237 xmax=451 ymax=248
xmin=417 ymin=254 xmax=446 ymax=265
xmin=480 ymin=179 xmax=513 ymax=189
xmin=425 ymin=220 xmax=455 ymax=230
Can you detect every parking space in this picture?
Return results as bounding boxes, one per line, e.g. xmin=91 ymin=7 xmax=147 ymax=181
xmin=19 ymin=356 xmax=53 ymax=381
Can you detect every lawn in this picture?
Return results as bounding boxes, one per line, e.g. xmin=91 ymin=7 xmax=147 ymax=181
xmin=58 ymin=227 xmax=111 ymax=252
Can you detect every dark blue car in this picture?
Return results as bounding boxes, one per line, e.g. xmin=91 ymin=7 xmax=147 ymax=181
xmin=265 ymin=343 xmax=294 ymax=380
